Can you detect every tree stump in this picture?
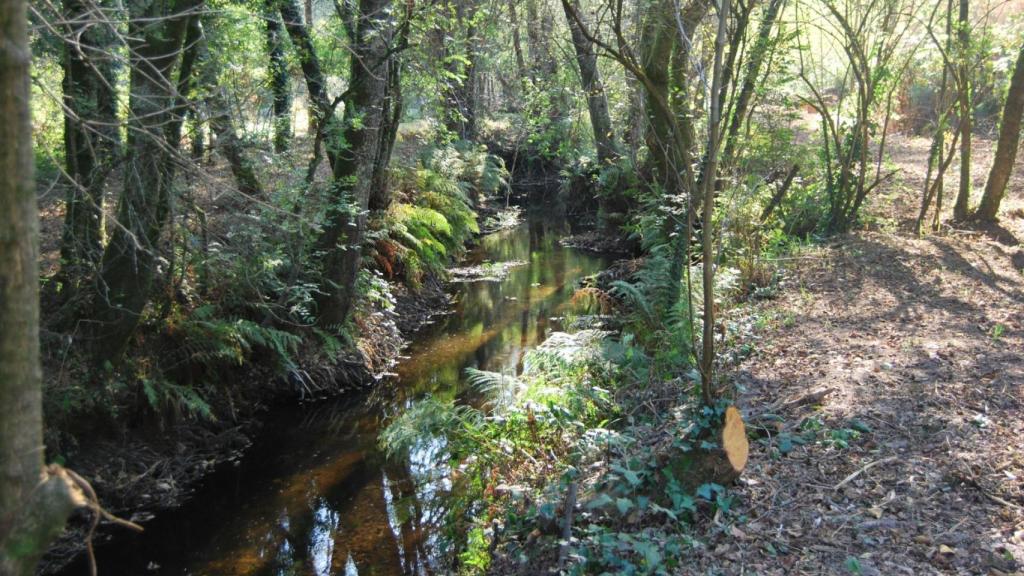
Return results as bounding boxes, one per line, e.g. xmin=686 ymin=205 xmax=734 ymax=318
xmin=661 ymin=405 xmax=749 ymax=493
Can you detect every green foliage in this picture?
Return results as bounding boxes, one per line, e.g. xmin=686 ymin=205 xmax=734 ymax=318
xmin=170 ymin=305 xmax=301 ymax=373
xmin=141 ymin=377 xmax=215 ymax=422
xmin=371 ymin=143 xmax=501 ymax=285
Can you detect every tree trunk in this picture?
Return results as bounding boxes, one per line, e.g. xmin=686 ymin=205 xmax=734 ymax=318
xmin=701 ymin=0 xmax=729 ymax=405
xmin=279 ymin=0 xmax=334 ymax=164
xmin=721 ymin=0 xmax=784 ymax=168
xmin=525 ymin=0 xmax=557 ymax=81
xmin=0 ymin=0 xmax=78 ymax=569
xmin=563 ymin=0 xmax=617 ymax=166
xmin=267 ymin=1 xmax=292 ymax=152
xmin=369 ymin=0 xmax=411 ymax=211
xmin=953 ymin=0 xmax=972 ymax=221
xmin=508 ymin=0 xmax=527 ymax=82
xmin=315 ymin=0 xmax=395 ymax=326
xmin=975 ymin=40 xmax=1024 ymax=221
xmin=91 ymin=0 xmax=199 ymax=364
xmin=58 ymin=0 xmax=120 ymax=288
xmin=196 ymin=19 xmax=265 ymax=197
xmin=640 ymin=0 xmax=680 ymax=201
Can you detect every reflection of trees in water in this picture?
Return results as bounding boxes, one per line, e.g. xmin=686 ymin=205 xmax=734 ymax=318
xmin=182 ymin=216 xmax=608 ymax=576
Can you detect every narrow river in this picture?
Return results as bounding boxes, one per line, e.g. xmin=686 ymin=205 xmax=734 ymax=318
xmin=83 ymin=214 xmax=608 ymax=575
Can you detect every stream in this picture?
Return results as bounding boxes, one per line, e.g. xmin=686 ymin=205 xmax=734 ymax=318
xmin=80 ymin=214 xmax=609 ymax=575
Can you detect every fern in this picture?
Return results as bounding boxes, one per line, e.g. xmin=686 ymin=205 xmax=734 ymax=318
xmin=142 ymin=378 xmax=214 ymax=421
xmin=380 ymin=397 xmax=484 ymax=457
xmin=465 ymin=368 xmax=525 ymax=411
xmin=177 ymin=314 xmax=301 ymax=372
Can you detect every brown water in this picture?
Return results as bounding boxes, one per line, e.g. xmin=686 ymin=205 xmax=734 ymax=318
xmin=79 ymin=215 xmax=607 ymax=576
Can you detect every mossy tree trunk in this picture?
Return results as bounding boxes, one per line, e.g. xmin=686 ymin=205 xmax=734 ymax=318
xmin=315 ymin=0 xmax=396 ymax=326
xmin=563 ymin=0 xmax=617 ymax=166
xmin=58 ymin=0 xmax=120 ymax=290
xmin=194 ymin=18 xmax=264 ymax=197
xmin=721 ymin=0 xmax=785 ymax=169
xmin=91 ymin=0 xmax=201 ymax=365
xmin=267 ymin=0 xmax=292 ymax=152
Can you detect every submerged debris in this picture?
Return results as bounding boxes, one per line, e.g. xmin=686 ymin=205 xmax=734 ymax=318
xmin=448 ymin=260 xmax=527 ymax=282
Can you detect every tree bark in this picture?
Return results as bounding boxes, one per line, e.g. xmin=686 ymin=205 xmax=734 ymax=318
xmin=195 ymin=19 xmax=264 ymax=197
xmin=315 ymin=0 xmax=395 ymax=326
xmin=279 ymin=0 xmax=335 ymax=165
xmin=975 ymin=40 xmax=1024 ymax=221
xmin=0 ymin=0 xmax=78 ymax=568
xmin=562 ymin=0 xmax=617 ymax=166
xmin=640 ymin=0 xmax=681 ymax=201
xmin=91 ymin=0 xmax=200 ymax=364
xmin=58 ymin=0 xmax=120 ymax=288
xmin=267 ymin=0 xmax=292 ymax=152
xmin=701 ymin=0 xmax=729 ymax=405
xmin=508 ymin=0 xmax=527 ymax=82
xmin=369 ymin=0 xmax=411 ymax=211
xmin=953 ymin=0 xmax=972 ymax=221
xmin=721 ymin=0 xmax=784 ymax=168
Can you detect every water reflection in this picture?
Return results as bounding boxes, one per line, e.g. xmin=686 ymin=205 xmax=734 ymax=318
xmin=80 ymin=215 xmax=606 ymax=576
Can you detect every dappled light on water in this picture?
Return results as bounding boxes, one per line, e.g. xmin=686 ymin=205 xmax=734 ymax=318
xmin=81 ymin=215 xmax=607 ymax=575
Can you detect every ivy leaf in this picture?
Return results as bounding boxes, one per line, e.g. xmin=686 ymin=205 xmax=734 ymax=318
xmin=778 ymin=434 xmax=794 ymax=454
xmin=615 ymin=497 xmax=634 ymax=515
xmin=697 ymin=483 xmax=724 ymax=501
xmin=848 ymin=419 xmax=872 ymax=434
xmin=586 ymin=493 xmax=613 ymax=510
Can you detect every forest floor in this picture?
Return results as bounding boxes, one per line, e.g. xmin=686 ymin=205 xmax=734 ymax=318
xmin=695 ymin=136 xmax=1024 ymax=575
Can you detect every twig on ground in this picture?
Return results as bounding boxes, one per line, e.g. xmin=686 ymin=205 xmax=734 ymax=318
xmin=833 ymin=456 xmax=898 ymax=491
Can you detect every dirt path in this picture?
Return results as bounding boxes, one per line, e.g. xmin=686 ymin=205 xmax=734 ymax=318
xmin=693 ymin=139 xmax=1024 ymax=575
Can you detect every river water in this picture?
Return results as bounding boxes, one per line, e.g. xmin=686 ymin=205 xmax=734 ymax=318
xmin=83 ymin=215 xmax=608 ymax=575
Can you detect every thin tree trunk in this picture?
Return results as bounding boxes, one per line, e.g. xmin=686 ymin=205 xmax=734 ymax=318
xmin=701 ymin=0 xmax=729 ymax=406
xmin=58 ymin=0 xmax=120 ymax=288
xmin=0 ymin=0 xmax=78 ymax=568
xmin=975 ymin=40 xmax=1024 ymax=221
xmin=267 ymin=1 xmax=292 ymax=152
xmin=918 ymin=13 xmax=954 ymax=236
xmin=721 ymin=0 xmax=784 ymax=168
xmin=525 ymin=0 xmax=557 ymax=81
xmin=953 ymin=0 xmax=972 ymax=220
xmin=563 ymin=0 xmax=617 ymax=166
xmin=279 ymin=0 xmax=334 ymax=164
xmin=369 ymin=0 xmax=411 ymax=211
xmin=196 ymin=19 xmax=264 ymax=197
xmin=508 ymin=0 xmax=527 ymax=81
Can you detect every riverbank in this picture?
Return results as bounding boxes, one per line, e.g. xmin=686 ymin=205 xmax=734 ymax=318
xmin=412 ymin=137 xmax=1024 ymax=575
xmin=38 ymin=267 xmax=449 ymax=573
xmin=46 ymin=212 xmax=609 ymax=575
xmin=38 ymin=132 xmax=522 ymax=572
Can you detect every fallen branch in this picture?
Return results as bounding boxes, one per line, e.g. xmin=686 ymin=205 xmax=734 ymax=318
xmin=65 ymin=468 xmax=144 ymax=576
xmin=833 ymin=456 xmax=897 ymax=491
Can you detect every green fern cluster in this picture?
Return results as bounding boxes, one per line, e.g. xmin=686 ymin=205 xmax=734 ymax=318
xmin=173 ymin=305 xmax=301 ymax=372
xmin=371 ymin=143 xmax=501 ymax=285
